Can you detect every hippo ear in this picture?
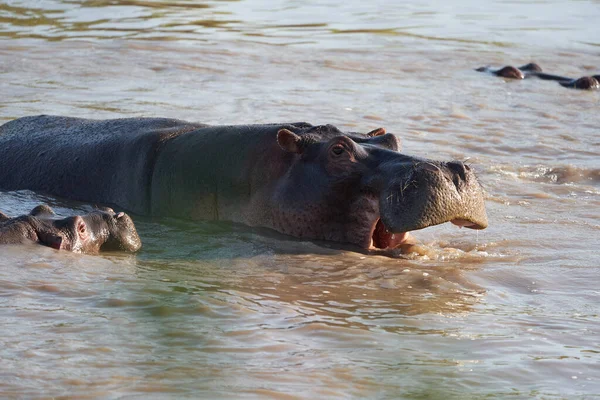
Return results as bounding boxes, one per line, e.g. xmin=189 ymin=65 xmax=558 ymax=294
xmin=114 ymin=212 xmax=125 ymax=219
xmin=0 ymin=211 xmax=9 ymax=222
xmin=74 ymin=216 xmax=89 ymax=242
xmin=277 ymin=129 xmax=303 ymax=154
xmin=367 ymin=127 xmax=386 ymax=137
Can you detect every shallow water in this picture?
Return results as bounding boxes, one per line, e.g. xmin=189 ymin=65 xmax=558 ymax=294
xmin=1 ymin=0 xmax=600 ymax=398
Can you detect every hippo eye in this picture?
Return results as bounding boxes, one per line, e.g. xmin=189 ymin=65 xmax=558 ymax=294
xmin=331 ymin=145 xmax=345 ymax=156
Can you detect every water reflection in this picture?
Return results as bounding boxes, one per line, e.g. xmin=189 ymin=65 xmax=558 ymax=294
xmin=0 ymin=189 xmax=499 ymax=398
xmin=129 ymin=220 xmax=490 ymax=325
xmin=1 ymin=189 xmax=488 ymax=323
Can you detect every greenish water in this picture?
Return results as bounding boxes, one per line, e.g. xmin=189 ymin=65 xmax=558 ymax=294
xmin=1 ymin=1 xmax=599 ymax=398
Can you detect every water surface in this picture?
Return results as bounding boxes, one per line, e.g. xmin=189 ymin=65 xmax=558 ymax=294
xmin=1 ymin=0 xmax=599 ymax=398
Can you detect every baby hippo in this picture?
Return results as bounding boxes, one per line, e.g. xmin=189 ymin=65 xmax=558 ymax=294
xmin=0 ymin=205 xmax=142 ymax=253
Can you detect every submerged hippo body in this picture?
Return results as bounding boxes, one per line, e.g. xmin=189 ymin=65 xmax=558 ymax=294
xmin=476 ymin=63 xmax=600 ymax=90
xmin=0 ymin=115 xmax=487 ymax=250
xmin=536 ymin=74 xmax=600 ymax=90
xmin=0 ymin=205 xmax=142 ymax=253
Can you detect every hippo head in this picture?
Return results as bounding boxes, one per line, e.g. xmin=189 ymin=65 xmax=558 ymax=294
xmin=270 ymin=125 xmax=488 ymax=250
xmin=90 ymin=207 xmax=143 ymax=252
xmin=560 ymin=76 xmax=600 ymax=90
xmin=494 ymin=66 xmax=525 ymax=79
xmin=37 ymin=207 xmax=142 ymax=253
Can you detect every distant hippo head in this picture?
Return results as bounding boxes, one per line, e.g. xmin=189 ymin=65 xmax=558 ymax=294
xmin=0 ymin=205 xmax=142 ymax=254
xmin=560 ymin=76 xmax=600 ymax=90
xmin=270 ymin=126 xmax=488 ymax=250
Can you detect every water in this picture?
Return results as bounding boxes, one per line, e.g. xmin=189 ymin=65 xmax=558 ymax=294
xmin=1 ymin=0 xmax=599 ymax=398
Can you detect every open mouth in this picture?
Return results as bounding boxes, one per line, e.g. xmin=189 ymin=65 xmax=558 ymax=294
xmin=369 ymin=218 xmax=485 ymax=250
xmin=370 ymin=219 xmax=411 ymax=249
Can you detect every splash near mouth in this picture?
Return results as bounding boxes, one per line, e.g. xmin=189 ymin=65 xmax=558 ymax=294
xmin=370 ymin=217 xmax=486 ymax=250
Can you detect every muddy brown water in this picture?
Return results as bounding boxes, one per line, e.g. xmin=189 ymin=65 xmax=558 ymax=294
xmin=1 ymin=0 xmax=599 ymax=398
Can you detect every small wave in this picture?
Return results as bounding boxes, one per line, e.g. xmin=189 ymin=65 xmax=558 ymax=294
xmin=491 ymin=165 xmax=600 ymax=185
xmin=528 ymin=165 xmax=600 ymax=184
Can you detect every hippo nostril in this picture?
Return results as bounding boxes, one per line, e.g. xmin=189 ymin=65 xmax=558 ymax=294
xmin=420 ymin=162 xmax=441 ymax=173
xmin=446 ymin=161 xmax=467 ymax=187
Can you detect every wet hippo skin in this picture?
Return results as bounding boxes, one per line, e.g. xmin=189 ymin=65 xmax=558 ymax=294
xmin=0 ymin=205 xmax=142 ymax=253
xmin=0 ymin=116 xmax=488 ymax=251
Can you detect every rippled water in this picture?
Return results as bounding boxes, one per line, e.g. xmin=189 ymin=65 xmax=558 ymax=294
xmin=1 ymin=0 xmax=600 ymax=398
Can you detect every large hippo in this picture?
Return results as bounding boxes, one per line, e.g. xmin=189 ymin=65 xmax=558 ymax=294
xmin=0 ymin=115 xmax=487 ymax=251
xmin=0 ymin=204 xmax=142 ymax=253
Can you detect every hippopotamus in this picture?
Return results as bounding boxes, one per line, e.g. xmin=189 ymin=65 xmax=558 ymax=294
xmin=476 ymin=62 xmax=600 ymax=90
xmin=476 ymin=63 xmax=542 ymax=80
xmin=0 ymin=204 xmax=142 ymax=253
xmin=0 ymin=115 xmax=488 ymax=251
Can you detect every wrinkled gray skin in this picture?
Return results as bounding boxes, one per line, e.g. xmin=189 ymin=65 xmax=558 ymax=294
xmin=0 ymin=205 xmax=142 ymax=253
xmin=0 ymin=115 xmax=487 ymax=251
xmin=476 ymin=62 xmax=600 ymax=90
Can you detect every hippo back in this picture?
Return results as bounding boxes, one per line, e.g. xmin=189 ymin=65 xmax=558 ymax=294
xmin=151 ymin=122 xmax=314 ymax=222
xmin=0 ymin=115 xmax=207 ymax=214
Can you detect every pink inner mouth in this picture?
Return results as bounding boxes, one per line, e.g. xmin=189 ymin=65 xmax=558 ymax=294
xmin=370 ymin=218 xmax=482 ymax=249
xmin=370 ymin=219 xmax=411 ymax=249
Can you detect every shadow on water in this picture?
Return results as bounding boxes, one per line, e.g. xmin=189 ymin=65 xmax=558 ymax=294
xmin=129 ymin=213 xmax=492 ymax=323
xmin=0 ymin=190 xmax=490 ymax=322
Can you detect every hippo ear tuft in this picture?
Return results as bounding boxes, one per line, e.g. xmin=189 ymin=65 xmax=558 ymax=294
xmin=277 ymin=129 xmax=303 ymax=154
xmin=367 ymin=127 xmax=386 ymax=137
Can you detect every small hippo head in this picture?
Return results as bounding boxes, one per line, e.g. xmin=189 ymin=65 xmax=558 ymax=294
xmin=494 ymin=66 xmax=525 ymax=79
xmin=271 ymin=125 xmax=488 ymax=250
xmin=560 ymin=76 xmax=600 ymax=90
xmin=518 ymin=63 xmax=543 ymax=73
xmin=36 ymin=206 xmax=142 ymax=254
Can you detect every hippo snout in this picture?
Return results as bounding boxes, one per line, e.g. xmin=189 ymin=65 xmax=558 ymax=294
xmin=379 ymin=160 xmax=488 ymax=234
